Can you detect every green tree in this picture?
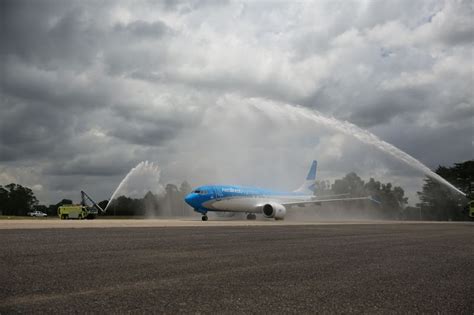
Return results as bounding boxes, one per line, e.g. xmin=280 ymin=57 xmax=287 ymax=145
xmin=60 ymin=199 xmax=73 ymax=205
xmin=436 ymin=161 xmax=474 ymax=198
xmin=314 ymin=180 xmax=332 ymax=196
xmin=417 ymin=160 xmax=472 ymax=220
xmin=98 ymin=200 xmax=109 ymax=212
xmin=34 ymin=204 xmax=48 ymax=213
xmin=107 ymin=195 xmax=143 ymax=216
xmin=377 ymin=183 xmax=408 ymax=219
xmin=0 ymin=186 xmax=8 ymax=215
xmin=364 ymin=178 xmax=381 ymax=196
xmin=329 ymin=173 xmax=408 ymax=219
xmin=179 ymin=181 xmax=192 ymax=196
xmin=332 ymin=172 xmax=365 ymax=196
xmin=0 ymin=183 xmax=38 ymax=216
xmin=47 ymin=204 xmax=59 ymax=217
xmin=417 ymin=178 xmax=461 ymax=220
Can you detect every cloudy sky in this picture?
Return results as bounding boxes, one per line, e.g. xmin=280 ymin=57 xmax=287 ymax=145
xmin=1 ymin=0 xmax=473 ymax=205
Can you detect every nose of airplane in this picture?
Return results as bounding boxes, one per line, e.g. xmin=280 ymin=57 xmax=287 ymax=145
xmin=184 ymin=193 xmax=195 ymax=207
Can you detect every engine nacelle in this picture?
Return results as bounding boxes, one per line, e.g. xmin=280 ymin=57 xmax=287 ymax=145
xmin=262 ymin=203 xmax=286 ymax=220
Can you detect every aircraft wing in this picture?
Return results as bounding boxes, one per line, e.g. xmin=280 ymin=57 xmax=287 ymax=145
xmin=282 ymin=196 xmax=380 ymax=207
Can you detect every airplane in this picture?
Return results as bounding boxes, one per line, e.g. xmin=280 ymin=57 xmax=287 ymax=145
xmin=184 ymin=160 xmax=378 ymax=221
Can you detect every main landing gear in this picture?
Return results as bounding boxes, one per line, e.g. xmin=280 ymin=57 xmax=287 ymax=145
xmin=201 ymin=215 xmax=208 ymax=221
xmin=246 ymin=213 xmax=256 ymax=220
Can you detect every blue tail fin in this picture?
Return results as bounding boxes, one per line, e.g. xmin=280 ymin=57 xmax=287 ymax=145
xmin=306 ymin=160 xmax=317 ymax=181
xmin=294 ymin=160 xmax=318 ymax=194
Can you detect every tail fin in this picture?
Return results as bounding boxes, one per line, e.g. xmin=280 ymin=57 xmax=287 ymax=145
xmin=293 ymin=160 xmax=317 ymax=194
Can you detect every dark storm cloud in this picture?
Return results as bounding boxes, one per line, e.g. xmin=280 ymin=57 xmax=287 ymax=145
xmin=2 ymin=60 xmax=111 ymax=109
xmin=108 ymin=121 xmax=179 ymax=146
xmin=1 ymin=0 xmax=104 ymax=69
xmin=378 ymin=121 xmax=473 ymax=169
xmin=0 ymin=0 xmax=472 ymax=203
xmin=103 ymin=100 xmax=202 ymax=147
xmin=441 ymin=102 xmax=474 ymax=123
xmin=0 ymin=96 xmax=75 ymax=161
xmin=347 ymin=90 xmax=430 ymax=128
xmin=44 ymin=157 xmax=133 ymax=176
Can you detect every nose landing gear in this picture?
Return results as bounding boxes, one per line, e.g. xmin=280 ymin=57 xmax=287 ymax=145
xmin=201 ymin=215 xmax=208 ymax=221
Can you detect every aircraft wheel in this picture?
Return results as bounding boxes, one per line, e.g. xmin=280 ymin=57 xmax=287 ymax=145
xmin=201 ymin=215 xmax=208 ymax=221
xmin=246 ymin=214 xmax=256 ymax=220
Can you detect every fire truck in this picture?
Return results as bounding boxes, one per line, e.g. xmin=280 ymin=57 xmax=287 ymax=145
xmin=58 ymin=191 xmax=103 ymax=220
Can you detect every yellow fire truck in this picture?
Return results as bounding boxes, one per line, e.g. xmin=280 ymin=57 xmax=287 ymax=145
xmin=58 ymin=191 xmax=103 ymax=220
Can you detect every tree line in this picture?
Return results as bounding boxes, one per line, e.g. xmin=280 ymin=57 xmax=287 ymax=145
xmin=0 ymin=183 xmax=38 ymax=216
xmin=0 ymin=160 xmax=472 ymax=220
xmin=0 ymin=181 xmax=194 ymax=218
xmin=311 ymin=172 xmax=409 ymax=220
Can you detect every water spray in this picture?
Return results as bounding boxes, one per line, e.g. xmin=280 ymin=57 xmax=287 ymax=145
xmin=260 ymin=102 xmax=466 ymax=197
xmin=104 ymin=161 xmax=163 ymax=212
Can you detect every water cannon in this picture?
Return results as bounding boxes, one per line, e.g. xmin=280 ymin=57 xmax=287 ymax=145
xmin=81 ymin=190 xmax=105 ymax=213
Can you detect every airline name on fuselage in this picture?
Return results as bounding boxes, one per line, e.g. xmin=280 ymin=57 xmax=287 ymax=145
xmin=221 ymin=187 xmax=243 ymax=193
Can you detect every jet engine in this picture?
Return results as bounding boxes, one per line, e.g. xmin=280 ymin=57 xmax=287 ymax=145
xmin=262 ymin=203 xmax=286 ymax=220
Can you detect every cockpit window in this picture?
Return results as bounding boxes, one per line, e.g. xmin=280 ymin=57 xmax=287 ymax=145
xmin=193 ymin=190 xmax=207 ymax=195
xmin=194 ymin=190 xmax=201 ymax=194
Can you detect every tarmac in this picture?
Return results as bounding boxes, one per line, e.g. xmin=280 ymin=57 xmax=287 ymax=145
xmin=0 ymin=220 xmax=473 ymax=313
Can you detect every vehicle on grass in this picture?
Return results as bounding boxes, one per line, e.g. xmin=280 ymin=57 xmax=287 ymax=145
xmin=27 ymin=210 xmax=47 ymax=217
xmin=184 ymin=160 xmax=379 ymax=221
xmin=58 ymin=191 xmax=104 ymax=220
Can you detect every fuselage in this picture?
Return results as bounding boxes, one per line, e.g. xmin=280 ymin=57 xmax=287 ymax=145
xmin=184 ymin=184 xmax=313 ymax=214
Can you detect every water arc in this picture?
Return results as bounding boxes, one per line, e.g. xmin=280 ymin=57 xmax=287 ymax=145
xmin=259 ymin=102 xmax=465 ymax=197
xmin=104 ymin=161 xmax=163 ymax=212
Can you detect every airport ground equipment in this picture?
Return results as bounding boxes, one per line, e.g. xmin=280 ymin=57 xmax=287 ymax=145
xmin=58 ymin=191 xmax=104 ymax=220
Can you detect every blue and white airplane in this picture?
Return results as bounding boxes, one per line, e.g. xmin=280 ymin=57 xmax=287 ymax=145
xmin=184 ymin=161 xmax=376 ymax=221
